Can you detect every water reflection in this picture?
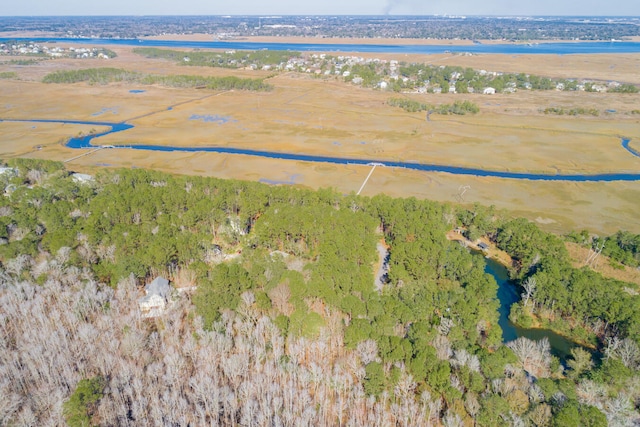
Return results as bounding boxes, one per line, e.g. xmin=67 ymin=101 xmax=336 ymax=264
xmin=483 ymin=255 xmax=591 ymax=361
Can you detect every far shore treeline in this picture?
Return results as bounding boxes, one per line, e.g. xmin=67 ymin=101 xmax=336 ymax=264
xmin=42 ymin=67 xmax=273 ymax=91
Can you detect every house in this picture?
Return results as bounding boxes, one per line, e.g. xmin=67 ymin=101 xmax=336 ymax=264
xmin=0 ymin=167 xmax=17 ymax=176
xmin=138 ymin=277 xmax=171 ymax=318
xmin=71 ymin=173 xmax=93 ymax=184
xmin=3 ymin=184 xmax=17 ymax=197
xmin=477 ymin=242 xmax=490 ymax=251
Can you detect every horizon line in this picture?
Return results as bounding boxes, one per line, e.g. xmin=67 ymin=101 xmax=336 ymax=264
xmin=1 ymin=14 xmax=640 ymax=18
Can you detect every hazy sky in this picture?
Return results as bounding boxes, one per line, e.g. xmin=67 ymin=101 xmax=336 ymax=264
xmin=3 ymin=0 xmax=640 ymax=16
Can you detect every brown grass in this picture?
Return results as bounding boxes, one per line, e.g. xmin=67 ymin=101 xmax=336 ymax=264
xmin=565 ymin=242 xmax=640 ymax=287
xmin=1 ymin=46 xmax=639 ymax=236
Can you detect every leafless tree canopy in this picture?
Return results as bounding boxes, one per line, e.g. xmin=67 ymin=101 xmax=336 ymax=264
xmin=1 ymin=259 xmax=446 ymax=426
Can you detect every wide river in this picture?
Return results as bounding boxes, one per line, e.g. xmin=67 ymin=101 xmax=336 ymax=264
xmin=3 ymin=37 xmax=640 ymax=55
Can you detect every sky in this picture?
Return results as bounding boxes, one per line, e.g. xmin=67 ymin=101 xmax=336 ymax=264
xmin=3 ymin=0 xmax=640 ymax=16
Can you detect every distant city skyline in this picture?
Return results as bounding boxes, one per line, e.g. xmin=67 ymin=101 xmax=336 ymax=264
xmin=2 ymin=0 xmax=640 ymax=17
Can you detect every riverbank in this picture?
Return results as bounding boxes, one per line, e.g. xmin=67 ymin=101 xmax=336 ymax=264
xmin=143 ymin=33 xmax=640 ymax=46
xmin=510 ymin=303 xmax=599 ymax=351
xmin=449 ymin=234 xmax=601 ymax=353
xmin=483 ymin=256 xmax=599 ymax=359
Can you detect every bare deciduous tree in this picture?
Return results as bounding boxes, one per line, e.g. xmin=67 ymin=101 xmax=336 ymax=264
xmin=507 ymin=337 xmax=552 ymax=378
xmin=269 ymin=282 xmax=294 ymax=316
xmin=521 ymin=277 xmax=536 ymax=308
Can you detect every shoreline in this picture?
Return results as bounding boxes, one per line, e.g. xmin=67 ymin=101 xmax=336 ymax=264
xmin=145 ymin=34 xmax=640 ymax=45
xmin=449 ymin=230 xmax=600 ymax=351
xmin=3 ymin=31 xmax=639 ymax=46
xmin=511 ymin=309 xmax=599 ymax=351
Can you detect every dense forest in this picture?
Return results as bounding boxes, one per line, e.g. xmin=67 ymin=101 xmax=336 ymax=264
xmin=0 ymin=159 xmax=638 ymax=426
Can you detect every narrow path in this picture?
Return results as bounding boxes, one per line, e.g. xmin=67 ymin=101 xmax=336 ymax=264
xmin=64 ymin=146 xmax=106 ymax=163
xmin=356 ymin=163 xmax=383 ymax=195
xmin=124 ymin=90 xmax=230 ymax=122
xmin=374 ymin=241 xmax=389 ymax=292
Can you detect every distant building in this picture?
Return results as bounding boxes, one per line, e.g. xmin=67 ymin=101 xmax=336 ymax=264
xmin=71 ymin=173 xmax=93 ymax=184
xmin=3 ymin=184 xmax=17 ymax=197
xmin=0 ymin=167 xmax=17 ymax=176
xmin=138 ymin=277 xmax=172 ymax=318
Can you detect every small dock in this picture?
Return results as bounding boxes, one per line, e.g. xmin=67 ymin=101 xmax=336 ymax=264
xmin=356 ymin=162 xmax=385 ymax=195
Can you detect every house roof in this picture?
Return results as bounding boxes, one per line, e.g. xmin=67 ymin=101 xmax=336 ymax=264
xmin=71 ymin=173 xmax=93 ymax=183
xmin=145 ymin=277 xmax=170 ymax=298
xmin=0 ymin=167 xmax=16 ymax=175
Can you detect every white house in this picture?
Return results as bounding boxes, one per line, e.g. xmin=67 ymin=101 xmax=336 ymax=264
xmin=71 ymin=173 xmax=93 ymax=184
xmin=0 ymin=167 xmax=17 ymax=176
xmin=138 ymin=277 xmax=172 ymax=318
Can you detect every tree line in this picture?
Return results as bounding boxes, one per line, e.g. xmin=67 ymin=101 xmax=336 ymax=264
xmin=133 ymin=47 xmax=301 ymax=69
xmin=387 ymin=98 xmax=480 ymax=115
xmin=42 ymin=67 xmax=273 ymax=91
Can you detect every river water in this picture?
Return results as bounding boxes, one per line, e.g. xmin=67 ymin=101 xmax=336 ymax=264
xmin=483 ymin=255 xmax=589 ymax=360
xmin=3 ymin=37 xmax=640 ymax=55
xmin=1 ymin=118 xmax=638 ymax=182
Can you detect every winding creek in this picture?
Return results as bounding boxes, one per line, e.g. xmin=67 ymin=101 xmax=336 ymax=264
xmin=373 ymin=241 xmax=590 ymax=358
xmin=484 ymin=256 xmax=590 ymax=360
xmin=2 ymin=118 xmax=639 ymax=182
